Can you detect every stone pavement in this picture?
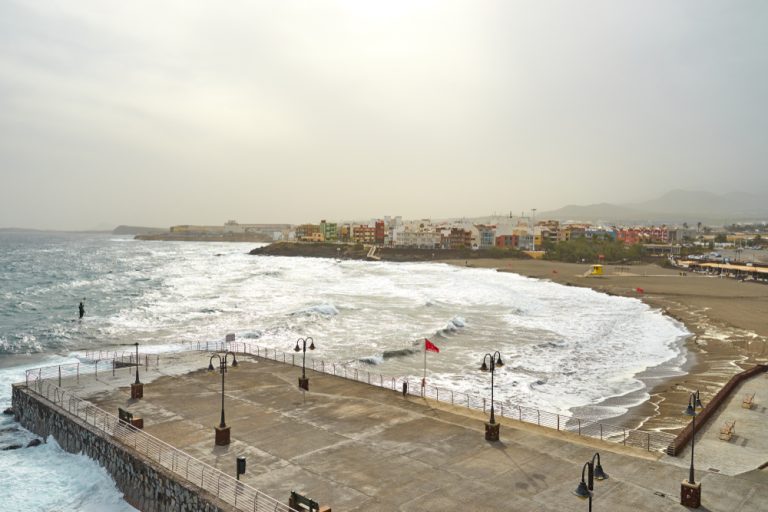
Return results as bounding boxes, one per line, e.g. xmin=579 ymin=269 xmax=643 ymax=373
xmin=63 ymin=352 xmax=768 ymax=511
xmin=665 ymin=370 xmax=768 ymax=476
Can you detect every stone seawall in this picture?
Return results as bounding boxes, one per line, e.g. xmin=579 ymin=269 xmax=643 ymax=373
xmin=12 ymin=384 xmax=230 ymax=512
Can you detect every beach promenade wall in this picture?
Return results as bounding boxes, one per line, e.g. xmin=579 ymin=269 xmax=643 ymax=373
xmin=11 ymin=383 xmax=229 ymax=512
xmin=666 ymin=363 xmax=768 ymax=456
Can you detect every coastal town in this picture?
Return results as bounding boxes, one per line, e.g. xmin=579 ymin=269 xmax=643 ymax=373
xmin=146 ymin=216 xmax=767 ymax=258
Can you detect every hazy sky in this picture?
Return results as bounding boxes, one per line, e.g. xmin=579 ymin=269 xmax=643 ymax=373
xmin=1 ymin=1 xmax=767 ymax=230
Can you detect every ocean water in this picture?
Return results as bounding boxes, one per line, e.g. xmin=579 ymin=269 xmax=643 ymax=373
xmin=0 ymin=231 xmax=690 ymax=510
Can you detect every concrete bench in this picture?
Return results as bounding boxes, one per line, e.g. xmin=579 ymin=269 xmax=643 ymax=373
xmin=742 ymin=393 xmax=755 ymax=409
xmin=118 ymin=407 xmax=144 ymax=429
xmin=719 ymin=420 xmax=735 ymax=441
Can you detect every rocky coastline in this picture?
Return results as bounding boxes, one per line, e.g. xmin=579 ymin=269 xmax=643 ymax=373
xmin=248 ymin=241 xmax=530 ymax=262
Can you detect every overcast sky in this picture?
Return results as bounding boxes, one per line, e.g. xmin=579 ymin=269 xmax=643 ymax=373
xmin=1 ymin=1 xmax=766 ymax=230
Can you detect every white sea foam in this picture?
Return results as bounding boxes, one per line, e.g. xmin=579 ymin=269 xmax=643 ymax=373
xmin=0 ymin=436 xmax=136 ymax=512
xmin=0 ymin=235 xmax=692 ymax=509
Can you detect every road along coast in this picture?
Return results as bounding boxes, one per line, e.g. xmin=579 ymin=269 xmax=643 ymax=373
xmin=446 ymin=258 xmax=768 ymax=435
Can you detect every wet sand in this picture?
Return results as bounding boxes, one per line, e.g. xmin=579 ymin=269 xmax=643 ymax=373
xmin=442 ymin=258 xmax=768 ymax=434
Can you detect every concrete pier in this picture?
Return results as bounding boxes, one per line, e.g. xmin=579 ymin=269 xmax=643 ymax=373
xmin=15 ymin=351 xmax=768 ymax=511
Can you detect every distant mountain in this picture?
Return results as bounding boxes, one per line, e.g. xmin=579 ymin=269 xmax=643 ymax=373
xmin=540 ymin=190 xmax=768 ymax=224
xmin=112 ymin=225 xmax=168 ymax=235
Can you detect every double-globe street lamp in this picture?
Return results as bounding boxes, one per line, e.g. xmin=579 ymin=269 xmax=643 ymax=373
xmin=294 ymin=337 xmax=315 ymax=391
xmin=573 ymin=452 xmax=609 ymax=511
xmin=479 ymin=351 xmax=504 ymax=441
xmin=681 ymin=390 xmax=704 ymax=508
xmin=130 ymin=342 xmax=143 ymax=399
xmin=208 ymin=351 xmax=238 ymax=446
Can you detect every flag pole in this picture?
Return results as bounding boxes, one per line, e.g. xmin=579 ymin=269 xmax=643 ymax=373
xmin=423 ymin=343 xmax=427 ymax=388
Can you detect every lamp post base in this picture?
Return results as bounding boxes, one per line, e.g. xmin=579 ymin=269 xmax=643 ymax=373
xmin=298 ymin=377 xmax=309 ymax=392
xmin=681 ymin=480 xmax=701 ymax=508
xmin=485 ymin=421 xmax=500 ymax=441
xmin=130 ymin=383 xmax=144 ymax=399
xmin=215 ymin=425 xmax=231 ymax=446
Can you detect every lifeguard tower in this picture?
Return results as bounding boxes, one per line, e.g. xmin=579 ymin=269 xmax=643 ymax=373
xmin=586 ymin=264 xmax=604 ymax=277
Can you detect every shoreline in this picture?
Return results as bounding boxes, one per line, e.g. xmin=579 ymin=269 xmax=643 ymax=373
xmin=442 ymin=258 xmax=768 ymax=434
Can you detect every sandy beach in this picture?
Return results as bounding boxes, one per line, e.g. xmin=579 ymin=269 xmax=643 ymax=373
xmin=442 ymin=258 xmax=768 ymax=434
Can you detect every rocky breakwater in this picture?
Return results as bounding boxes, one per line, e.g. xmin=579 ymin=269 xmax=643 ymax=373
xmin=250 ymin=241 xmax=530 ymax=262
xmin=11 ymin=384 xmax=229 ymax=512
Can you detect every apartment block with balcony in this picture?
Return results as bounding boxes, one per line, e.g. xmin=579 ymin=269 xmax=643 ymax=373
xmin=320 ymin=220 xmax=338 ymax=242
xmin=352 ymin=225 xmax=376 ymax=244
xmin=295 ymin=224 xmax=322 ymax=241
xmin=476 ymin=224 xmax=496 ymax=248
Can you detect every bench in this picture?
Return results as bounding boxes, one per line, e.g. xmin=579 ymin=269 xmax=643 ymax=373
xmin=719 ymin=420 xmax=736 ymax=441
xmin=742 ymin=393 xmax=755 ymax=409
xmin=118 ymin=407 xmax=144 ymax=429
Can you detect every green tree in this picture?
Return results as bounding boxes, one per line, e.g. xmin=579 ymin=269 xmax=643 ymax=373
xmin=714 ymin=233 xmax=727 ymax=243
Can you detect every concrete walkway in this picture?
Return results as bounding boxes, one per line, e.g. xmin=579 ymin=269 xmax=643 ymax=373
xmin=665 ymin=371 xmax=768 ymax=476
xmin=57 ymin=352 xmax=768 ymax=511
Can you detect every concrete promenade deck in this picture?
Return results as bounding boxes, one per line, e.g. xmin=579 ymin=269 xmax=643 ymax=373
xmin=665 ymin=370 xmax=768 ymax=476
xmin=62 ymin=352 xmax=768 ymax=511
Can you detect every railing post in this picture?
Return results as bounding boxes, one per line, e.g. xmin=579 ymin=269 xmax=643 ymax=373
xmin=557 ymin=414 xmax=560 ymax=431
xmin=58 ymin=366 xmax=61 ymax=387
xmin=600 ymin=424 xmax=603 ymax=441
xmin=483 ymin=398 xmax=486 ymax=414
xmin=578 ymin=419 xmax=581 ymax=436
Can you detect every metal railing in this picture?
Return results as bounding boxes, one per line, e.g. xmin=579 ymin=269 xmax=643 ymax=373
xmin=23 ymin=370 xmax=297 ymax=512
xmin=202 ymin=340 xmax=676 ymax=453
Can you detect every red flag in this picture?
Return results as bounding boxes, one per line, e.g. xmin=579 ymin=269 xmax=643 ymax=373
xmin=425 ymin=338 xmax=440 ymax=353
xmin=636 ymin=287 xmax=644 ymax=294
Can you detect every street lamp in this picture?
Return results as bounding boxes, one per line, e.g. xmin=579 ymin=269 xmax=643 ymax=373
xmin=207 ymin=351 xmax=238 ymax=445
xmin=134 ymin=342 xmax=140 ymax=384
xmin=294 ymin=337 xmax=315 ymax=391
xmin=130 ymin=342 xmax=143 ymax=399
xmin=681 ymin=390 xmax=704 ymax=508
xmin=479 ymin=351 xmax=503 ymax=441
xmin=573 ymin=452 xmax=608 ymax=512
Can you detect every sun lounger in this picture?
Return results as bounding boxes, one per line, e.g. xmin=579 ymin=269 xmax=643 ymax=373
xmin=719 ymin=420 xmax=735 ymax=441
